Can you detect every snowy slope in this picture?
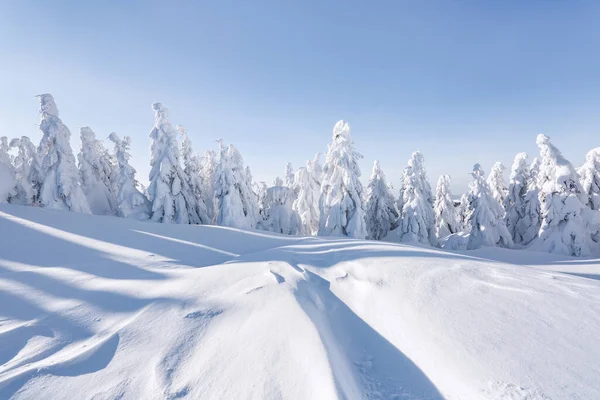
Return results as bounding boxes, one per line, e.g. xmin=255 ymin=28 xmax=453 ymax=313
xmin=0 ymin=204 xmax=599 ymax=400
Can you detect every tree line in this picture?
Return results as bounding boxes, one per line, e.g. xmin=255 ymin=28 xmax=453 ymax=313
xmin=1 ymin=94 xmax=599 ymax=257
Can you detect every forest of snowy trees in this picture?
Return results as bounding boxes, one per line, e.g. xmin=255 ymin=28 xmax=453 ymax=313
xmin=1 ymin=94 xmax=600 ymax=257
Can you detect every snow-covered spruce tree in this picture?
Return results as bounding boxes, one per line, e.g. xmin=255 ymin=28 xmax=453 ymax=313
xmin=78 ymin=127 xmax=116 ymax=215
xmin=148 ymin=103 xmax=199 ymax=224
xmin=213 ymin=140 xmax=259 ymax=229
xmin=456 ymin=192 xmax=470 ymax=232
xmin=9 ymin=137 xmax=42 ymax=205
xmin=504 ymin=153 xmax=531 ymax=244
xmin=577 ymin=148 xmax=600 ymax=211
xmin=179 ymin=126 xmax=210 ymax=224
xmin=396 ymin=167 xmax=408 ymax=217
xmin=200 ymin=149 xmax=218 ymax=223
xmin=255 ymin=180 xmax=269 ymax=220
xmin=386 ymin=151 xmax=437 ymax=246
xmin=293 ymin=153 xmax=324 ymax=234
xmin=308 ymin=153 xmax=323 ymax=186
xmin=257 ymin=186 xmax=302 ymax=235
xmin=533 ymin=134 xmax=599 ymax=256
xmin=108 ymin=132 xmax=150 ymax=220
xmin=293 ymin=166 xmax=321 ymax=235
xmin=318 ymin=120 xmax=367 ymax=239
xmin=0 ymin=137 xmax=16 ymax=203
xmin=466 ymin=164 xmax=513 ymax=249
xmin=365 ymin=160 xmax=399 ymax=240
xmin=285 ymin=162 xmax=295 ymax=188
xmin=487 ymin=161 xmax=508 ymax=211
xmin=518 ymin=157 xmax=542 ymax=245
xmin=434 ymin=174 xmax=458 ymax=238
xmin=36 ymin=94 xmax=90 ymax=213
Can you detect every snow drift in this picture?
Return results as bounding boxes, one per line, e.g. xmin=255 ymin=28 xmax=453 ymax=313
xmin=0 ymin=204 xmax=599 ymax=399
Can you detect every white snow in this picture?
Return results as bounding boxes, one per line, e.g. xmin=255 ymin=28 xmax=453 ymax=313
xmin=0 ymin=203 xmax=599 ymax=399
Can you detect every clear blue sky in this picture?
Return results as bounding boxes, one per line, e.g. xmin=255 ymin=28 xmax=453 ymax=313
xmin=1 ymin=1 xmax=599 ymax=193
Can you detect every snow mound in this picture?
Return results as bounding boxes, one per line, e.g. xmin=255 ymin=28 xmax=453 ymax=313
xmin=0 ymin=204 xmax=599 ymax=399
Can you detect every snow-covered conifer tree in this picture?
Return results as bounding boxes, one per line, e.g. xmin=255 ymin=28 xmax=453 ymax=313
xmin=78 ymin=127 xmax=116 ymax=215
xmin=386 ymin=152 xmax=437 ymax=246
xmin=577 ymin=148 xmax=600 ymax=211
xmin=9 ymin=137 xmax=40 ymax=205
xmin=36 ymin=94 xmax=90 ymax=213
xmin=466 ymin=164 xmax=513 ymax=249
xmin=200 ymin=149 xmax=217 ymax=223
xmin=285 ymin=162 xmax=295 ymax=188
xmin=533 ymin=134 xmax=599 ymax=256
xmin=213 ymin=140 xmax=259 ymax=229
xmin=109 ymin=132 xmax=150 ymax=220
xmin=456 ymin=193 xmax=470 ymax=232
xmin=0 ymin=137 xmax=16 ymax=203
xmin=518 ymin=157 xmax=542 ymax=245
xmin=293 ymin=166 xmax=320 ymax=235
xmin=179 ymin=126 xmax=209 ymax=224
xmin=148 ymin=103 xmax=201 ymax=224
xmin=396 ymin=167 xmax=408 ymax=217
xmin=257 ymin=186 xmax=302 ymax=235
xmin=504 ymin=153 xmax=530 ymax=244
xmin=273 ymin=176 xmax=283 ymax=187
xmin=487 ymin=161 xmax=508 ymax=210
xmin=308 ymin=153 xmax=323 ymax=186
xmin=255 ymin=181 xmax=269 ymax=220
xmin=434 ymin=174 xmax=458 ymax=238
xmin=318 ymin=120 xmax=367 ymax=239
xmin=365 ymin=160 xmax=399 ymax=240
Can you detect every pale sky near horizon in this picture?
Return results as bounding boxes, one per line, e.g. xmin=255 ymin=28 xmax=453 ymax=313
xmin=1 ymin=1 xmax=599 ymax=194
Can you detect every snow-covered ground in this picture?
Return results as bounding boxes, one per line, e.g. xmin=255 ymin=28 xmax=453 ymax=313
xmin=0 ymin=204 xmax=599 ymax=400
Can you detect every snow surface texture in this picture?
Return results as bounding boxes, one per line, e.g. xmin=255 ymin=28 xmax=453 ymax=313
xmin=0 ymin=204 xmax=599 ymax=399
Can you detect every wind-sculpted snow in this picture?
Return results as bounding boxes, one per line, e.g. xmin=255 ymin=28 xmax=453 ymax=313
xmin=0 ymin=204 xmax=599 ymax=399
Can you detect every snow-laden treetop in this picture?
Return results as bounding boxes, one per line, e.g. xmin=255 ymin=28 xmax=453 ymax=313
xmin=80 ymin=126 xmax=96 ymax=141
xmin=152 ymin=102 xmax=168 ymax=121
xmin=37 ymin=94 xmax=59 ymax=117
xmin=332 ymin=120 xmax=350 ymax=141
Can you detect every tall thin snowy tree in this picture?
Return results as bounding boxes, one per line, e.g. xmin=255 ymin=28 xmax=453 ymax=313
xmin=9 ymin=137 xmax=39 ymax=205
xmin=504 ymin=153 xmax=531 ymax=244
xmin=0 ymin=137 xmax=16 ymax=203
xmin=386 ymin=152 xmax=437 ymax=246
xmin=78 ymin=127 xmax=116 ymax=215
xmin=148 ymin=103 xmax=200 ymax=224
xmin=434 ymin=175 xmax=458 ymax=238
xmin=577 ymin=148 xmax=600 ymax=211
xmin=456 ymin=192 xmax=470 ymax=232
xmin=487 ymin=161 xmax=508 ymax=211
xmin=213 ymin=140 xmax=259 ymax=229
xmin=293 ymin=166 xmax=321 ymax=235
xmin=179 ymin=126 xmax=210 ymax=224
xmin=396 ymin=167 xmax=409 ymax=217
xmin=318 ymin=120 xmax=367 ymax=239
xmin=365 ymin=160 xmax=399 ymax=240
xmin=109 ymin=132 xmax=151 ymax=220
xmin=519 ymin=157 xmax=542 ymax=245
xmin=284 ymin=162 xmax=295 ymax=188
xmin=36 ymin=94 xmax=90 ymax=213
xmin=255 ymin=180 xmax=269 ymax=220
xmin=308 ymin=153 xmax=323 ymax=186
xmin=533 ymin=134 xmax=599 ymax=256
xmin=200 ymin=149 xmax=218 ymax=223
xmin=466 ymin=164 xmax=513 ymax=249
